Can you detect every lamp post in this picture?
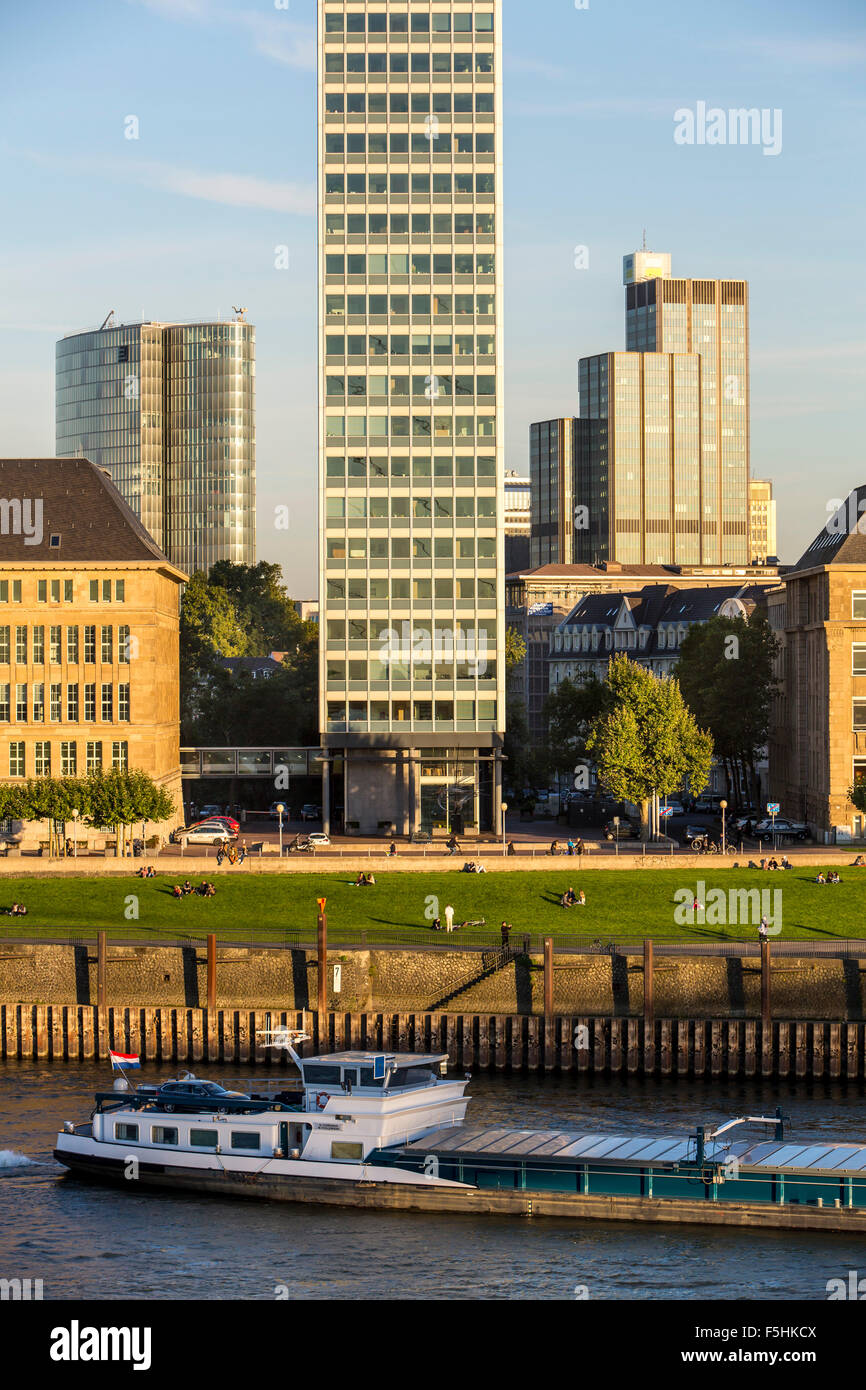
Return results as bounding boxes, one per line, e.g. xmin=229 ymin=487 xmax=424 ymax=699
xmin=276 ymin=802 xmax=285 ymax=858
xmin=719 ymin=799 xmax=728 ymax=856
xmin=71 ymin=808 xmax=79 ymax=859
xmin=501 ymin=801 xmax=508 ymax=856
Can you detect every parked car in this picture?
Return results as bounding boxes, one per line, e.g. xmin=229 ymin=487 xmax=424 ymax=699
xmin=307 ymin=832 xmax=330 ymax=847
xmin=410 ymin=830 xmax=432 ymax=844
xmin=154 ymin=1079 xmax=249 ymax=1113
xmin=198 ymin=805 xmax=224 ymax=820
xmin=693 ymin=795 xmax=724 ymax=814
xmin=754 ymin=818 xmax=810 ymax=842
xmin=179 ymin=821 xmax=236 ymax=847
xmin=191 ymin=815 xmax=239 ymax=835
xmin=300 ymin=804 xmax=322 ymax=822
xmin=603 ymin=820 xmax=637 ymax=841
xmin=662 ymin=800 xmax=686 ymax=816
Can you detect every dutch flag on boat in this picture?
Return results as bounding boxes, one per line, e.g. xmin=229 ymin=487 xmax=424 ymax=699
xmin=109 ymin=1051 xmax=140 ymax=1070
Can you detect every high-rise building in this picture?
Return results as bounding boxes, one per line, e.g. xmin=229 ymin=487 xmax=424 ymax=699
xmin=623 ymin=252 xmax=750 ymax=565
xmin=577 ymin=351 xmax=705 ymax=566
xmin=750 ymin=478 xmax=778 ymax=563
xmin=55 ymin=318 xmax=256 ymax=576
xmin=317 ymin=0 xmax=504 ymax=838
xmin=504 ymin=470 xmax=530 ymax=572
xmin=529 ymin=418 xmax=576 ymax=568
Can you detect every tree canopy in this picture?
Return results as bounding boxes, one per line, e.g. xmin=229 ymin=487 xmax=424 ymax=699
xmin=586 ymin=656 xmax=713 ymax=835
xmin=676 ymin=609 xmax=779 ymax=806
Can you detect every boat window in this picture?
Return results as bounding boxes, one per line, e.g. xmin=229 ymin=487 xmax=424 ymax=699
xmin=231 ymin=1131 xmax=261 ymax=1151
xmin=151 ymin=1126 xmax=178 ymax=1145
xmin=303 ymin=1065 xmax=342 ymax=1085
xmin=190 ymin=1129 xmax=219 ymax=1148
xmin=358 ymin=1069 xmax=385 ymax=1088
xmin=115 ymin=1122 xmax=138 ymax=1141
xmin=390 ymin=1067 xmax=435 ymax=1089
xmin=342 ymin=1069 xmax=359 ymax=1088
xmin=331 ymin=1142 xmax=364 ymax=1160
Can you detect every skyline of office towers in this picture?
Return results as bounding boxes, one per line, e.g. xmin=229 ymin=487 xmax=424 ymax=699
xmin=55 ymin=318 xmax=256 ymax=577
xmin=750 ymin=477 xmax=778 ymax=564
xmin=317 ymin=0 xmax=505 ymax=837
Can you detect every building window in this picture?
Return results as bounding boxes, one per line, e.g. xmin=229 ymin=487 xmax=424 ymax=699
xmin=15 ymin=683 xmax=27 ymax=722
xmin=86 ymin=740 xmax=102 ymax=773
xmin=50 ymin=625 xmax=61 ymax=664
xmin=853 ymin=645 xmax=866 ymax=675
xmin=60 ymin=741 xmax=77 ymax=776
xmin=115 ymin=580 xmax=125 ymax=603
xmin=50 ymin=579 xmax=60 ymax=603
xmin=84 ymin=683 xmax=96 ymax=721
xmin=118 ymin=684 xmax=130 ymax=721
xmin=65 ymin=579 xmax=73 ymax=603
xmin=84 ymin=625 xmax=96 ymax=663
xmin=855 ymin=700 xmax=866 ymax=731
xmin=49 ymin=683 xmax=61 ymax=721
xmin=89 ymin=580 xmax=98 ymax=602
xmin=0 ymin=626 xmax=8 ymax=663
xmin=854 ymin=593 xmax=866 ymax=620
xmin=33 ymin=626 xmax=44 ymax=663
xmin=37 ymin=580 xmax=47 ymax=603
xmin=0 ymin=683 xmax=9 ymax=721
xmin=9 ymin=741 xmax=24 ymax=777
xmin=101 ymin=684 xmax=113 ymax=721
xmin=112 ymin=741 xmax=128 ymax=770
xmin=15 ymin=626 xmax=26 ymax=663
xmin=102 ymin=580 xmax=112 ymax=603
xmin=101 ymin=626 xmax=113 ymax=663
xmin=32 ymin=683 xmax=44 ymax=722
xmin=118 ymin=625 xmax=130 ymax=663
xmin=66 ymin=626 xmax=79 ymax=663
xmin=34 ymin=741 xmax=50 ymax=776
xmin=66 ymin=684 xmax=79 ymax=722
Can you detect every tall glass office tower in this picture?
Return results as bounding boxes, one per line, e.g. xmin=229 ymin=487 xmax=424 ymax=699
xmin=624 ymin=257 xmax=750 ymax=566
xmin=55 ymin=319 xmax=256 ymax=576
xmin=318 ymin=0 xmax=504 ymax=838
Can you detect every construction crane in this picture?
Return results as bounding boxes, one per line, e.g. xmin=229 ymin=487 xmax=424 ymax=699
xmin=232 ymin=306 xmax=247 ymax=322
xmin=99 ymin=310 xmax=116 ymax=330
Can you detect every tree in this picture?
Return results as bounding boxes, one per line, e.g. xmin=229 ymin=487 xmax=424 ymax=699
xmin=505 ymin=626 xmax=527 ymax=670
xmin=586 ymin=656 xmax=713 ymax=838
xmin=676 ymin=610 xmax=779 ymax=807
xmin=0 ymin=771 xmax=176 ymax=857
xmin=543 ymin=674 xmax=609 ymax=779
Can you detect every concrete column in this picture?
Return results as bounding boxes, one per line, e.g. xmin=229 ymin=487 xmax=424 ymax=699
xmin=409 ymin=750 xmax=420 ymax=835
xmin=342 ymin=750 xmax=349 ymax=832
xmin=398 ymin=751 xmax=410 ymax=838
xmin=321 ymin=755 xmax=331 ymax=838
xmin=493 ymin=753 xmax=503 ymax=837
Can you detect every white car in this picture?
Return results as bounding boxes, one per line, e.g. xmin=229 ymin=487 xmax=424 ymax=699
xmin=181 ymin=821 xmax=236 ymax=846
xmin=307 ymin=832 xmax=330 ymax=847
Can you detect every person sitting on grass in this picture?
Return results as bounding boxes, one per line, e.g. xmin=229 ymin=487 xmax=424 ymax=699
xmin=182 ymin=880 xmax=193 ymax=896
xmin=577 ymin=890 xmax=586 ymax=906
xmin=815 ymin=872 xmax=826 ymax=884
xmin=353 ymin=872 xmax=365 ymax=887
xmin=853 ymin=855 xmax=866 ymax=867
xmin=560 ymin=888 xmax=577 ymax=908
xmin=364 ymin=872 xmax=376 ymax=886
xmin=828 ymin=871 xmax=841 ymax=884
xmin=172 ymin=884 xmax=183 ymax=899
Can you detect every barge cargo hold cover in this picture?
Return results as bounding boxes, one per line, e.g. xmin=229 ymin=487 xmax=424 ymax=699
xmin=375 ymin=1124 xmax=866 ymax=1209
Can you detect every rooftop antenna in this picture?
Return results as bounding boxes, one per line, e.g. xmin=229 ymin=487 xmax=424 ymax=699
xmin=99 ymin=309 xmax=116 ymax=331
xmin=642 ymin=229 xmax=648 ymax=252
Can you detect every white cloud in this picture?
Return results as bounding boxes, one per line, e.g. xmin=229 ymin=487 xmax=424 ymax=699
xmin=127 ymin=0 xmax=315 ymax=70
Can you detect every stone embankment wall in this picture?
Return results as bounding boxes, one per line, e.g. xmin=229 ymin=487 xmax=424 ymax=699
xmin=1 ymin=942 xmax=864 ymax=1021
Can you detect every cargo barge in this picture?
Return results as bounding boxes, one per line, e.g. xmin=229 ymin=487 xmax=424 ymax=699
xmin=53 ymin=1035 xmax=866 ymax=1233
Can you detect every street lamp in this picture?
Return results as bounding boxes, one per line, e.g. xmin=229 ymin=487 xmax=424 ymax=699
xmin=719 ymin=799 xmax=728 ymax=856
xmin=276 ymin=802 xmax=285 ymax=858
xmin=71 ymin=808 xmax=79 ymax=860
xmin=501 ymin=801 xmax=508 ymax=856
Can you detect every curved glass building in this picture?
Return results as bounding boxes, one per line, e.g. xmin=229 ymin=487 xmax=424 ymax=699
xmin=56 ymin=319 xmax=256 ymax=575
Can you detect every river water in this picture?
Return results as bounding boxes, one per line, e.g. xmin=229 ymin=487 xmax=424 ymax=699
xmin=1 ymin=1061 xmax=864 ymax=1301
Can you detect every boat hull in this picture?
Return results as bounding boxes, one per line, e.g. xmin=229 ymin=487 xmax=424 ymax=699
xmin=53 ymin=1149 xmax=866 ymax=1234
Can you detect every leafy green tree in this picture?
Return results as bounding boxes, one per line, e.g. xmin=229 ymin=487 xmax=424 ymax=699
xmin=676 ymin=610 xmax=779 ymax=807
xmin=505 ymin=626 xmax=527 ymax=670
xmin=587 ymin=656 xmax=713 ymax=838
xmin=543 ymin=674 xmax=609 ymax=777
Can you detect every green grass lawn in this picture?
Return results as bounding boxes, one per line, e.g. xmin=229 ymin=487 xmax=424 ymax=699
xmin=0 ymin=866 xmax=863 ymax=944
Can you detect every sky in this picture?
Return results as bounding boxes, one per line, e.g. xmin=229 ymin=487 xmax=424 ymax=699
xmin=0 ymin=0 xmax=864 ymax=591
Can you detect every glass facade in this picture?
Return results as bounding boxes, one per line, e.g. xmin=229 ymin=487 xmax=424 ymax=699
xmin=625 ymin=277 xmax=749 ymax=565
xmin=529 ymin=418 xmax=574 ymax=568
xmin=317 ymin=0 xmax=504 ymax=833
xmin=56 ymin=320 xmax=256 ymax=575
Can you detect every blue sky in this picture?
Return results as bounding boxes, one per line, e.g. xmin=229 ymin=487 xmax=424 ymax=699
xmin=0 ymin=0 xmax=864 ymax=590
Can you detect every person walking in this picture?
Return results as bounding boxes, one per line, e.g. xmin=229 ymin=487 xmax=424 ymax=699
xmin=444 ymin=903 xmax=455 ymax=933
xmin=576 ymin=838 xmax=585 ymax=859
xmin=500 ymin=920 xmax=512 ymax=949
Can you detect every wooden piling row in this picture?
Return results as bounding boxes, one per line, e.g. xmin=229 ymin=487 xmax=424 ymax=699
xmin=1 ymin=1004 xmax=865 ymax=1079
